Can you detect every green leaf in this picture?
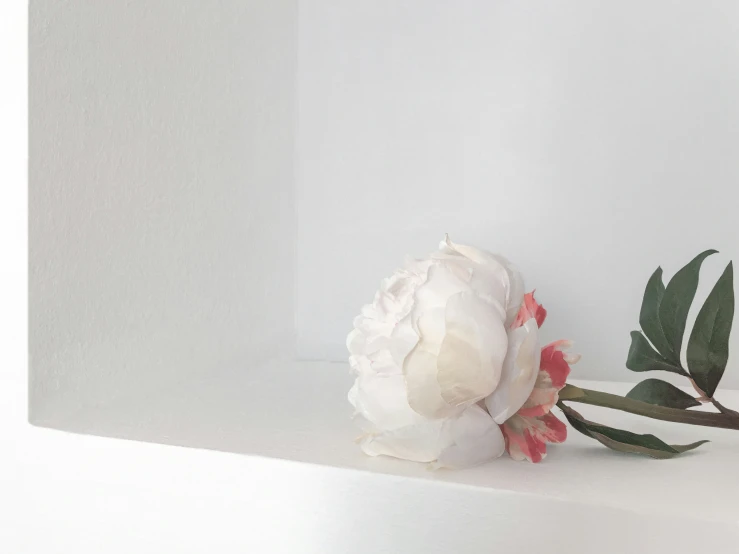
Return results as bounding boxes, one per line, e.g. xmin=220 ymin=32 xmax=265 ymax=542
xmin=559 ymin=403 xmax=708 ymax=459
xmin=626 ymin=331 xmax=686 ymax=375
xmin=687 ymin=262 xmax=735 ymax=397
xmin=659 ymin=249 xmax=717 ymax=363
xmin=638 ymin=267 xmax=676 ymax=362
xmin=625 ymin=378 xmax=701 ymax=409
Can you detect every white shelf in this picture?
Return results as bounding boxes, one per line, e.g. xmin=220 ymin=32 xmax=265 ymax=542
xmin=29 ymin=360 xmax=739 ymax=549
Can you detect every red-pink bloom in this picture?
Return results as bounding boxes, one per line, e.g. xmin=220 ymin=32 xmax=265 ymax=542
xmin=501 ymin=292 xmax=580 ymax=462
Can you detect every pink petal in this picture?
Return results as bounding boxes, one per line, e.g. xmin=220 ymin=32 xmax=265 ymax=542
xmin=516 ymin=388 xmax=558 ymax=418
xmin=501 ymin=413 xmax=567 ymax=463
xmin=512 ymin=291 xmax=547 ymax=329
xmin=501 ymin=416 xmax=546 ymax=463
xmin=539 ymin=340 xmax=573 ymax=388
xmin=534 ymin=412 xmax=568 ymax=444
xmin=523 ymin=431 xmax=547 ymax=463
xmin=501 ymin=421 xmax=532 ymax=462
xmin=515 ymin=341 xmax=574 ymax=417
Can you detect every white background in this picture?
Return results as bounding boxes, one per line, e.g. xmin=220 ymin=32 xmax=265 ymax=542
xmin=297 ymin=1 xmax=739 ymax=386
xmin=7 ymin=3 xmax=739 ymax=552
xmin=3 ymin=6 xmax=318 ymax=553
xmin=28 ymin=0 xmax=297 ymax=423
xmin=1 ymin=0 xmax=27 ymax=409
xmin=25 ymin=0 xmax=739 ymax=412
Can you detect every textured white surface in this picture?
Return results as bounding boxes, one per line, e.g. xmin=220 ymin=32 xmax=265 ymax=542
xmin=24 ymin=4 xmax=739 ymax=548
xmin=37 ymin=360 xmax=739 ymax=531
xmin=7 ymin=422 xmax=738 ymax=553
xmin=296 ymin=1 xmax=739 ymax=386
xmin=29 ymin=0 xmax=296 ymax=422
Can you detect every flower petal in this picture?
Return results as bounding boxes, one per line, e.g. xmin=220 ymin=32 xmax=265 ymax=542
xmin=438 ymin=235 xmax=524 ymax=325
xmin=436 ymin=292 xmax=508 ymax=408
xmin=403 ymin=308 xmax=454 ymax=418
xmin=352 ymin=372 xmax=427 ymax=430
xmin=388 ymin=316 xmax=420 ymax=367
xmin=433 ymin=405 xmax=506 ymax=469
xmin=540 ymin=340 xmax=575 ymax=388
xmin=412 ymin=262 xmax=472 ymax=314
xmin=502 ymin=412 xmax=567 ymax=463
xmin=485 ymin=318 xmax=541 ymax=424
xmin=513 ymin=291 xmax=547 ymax=329
xmin=358 ymin=419 xmax=448 ymax=462
xmin=346 ymin=326 xmax=394 ymax=357
xmin=516 ymin=387 xmax=560 ymax=418
xmin=537 ymin=412 xmax=568 ymax=443
xmin=349 ymin=349 xmax=398 ymax=377
xmin=438 ymin=234 xmax=497 ymax=266
xmin=493 ymin=257 xmax=525 ymax=326
xmin=516 ymin=340 xmax=575 ymax=417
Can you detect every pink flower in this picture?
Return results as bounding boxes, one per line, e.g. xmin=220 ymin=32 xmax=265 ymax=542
xmin=501 ymin=292 xmax=580 ymax=463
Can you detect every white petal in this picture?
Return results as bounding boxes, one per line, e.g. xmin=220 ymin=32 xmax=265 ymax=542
xmin=351 ymin=413 xmax=377 ymax=434
xmin=350 ymin=350 xmax=400 ymax=377
xmin=360 ymin=303 xmax=382 ymax=320
xmin=348 ymin=381 xmax=358 ymax=408
xmin=413 ymin=263 xmax=471 ymax=313
xmin=352 ymin=314 xmax=394 ymax=341
xmin=433 ymin=405 xmax=506 ymax=469
xmin=439 ymin=235 xmax=497 ymax=266
xmin=436 ymin=255 xmax=510 ymax=320
xmin=388 ymin=316 xmax=420 ymax=367
xmin=375 ymin=271 xmax=418 ymax=321
xmin=438 ymin=236 xmax=524 ymax=323
xmin=359 ymin=419 xmax=448 ymax=462
xmin=346 ymin=328 xmax=365 ymax=355
xmin=493 ymin=256 xmax=525 ymax=326
xmin=485 ymin=318 xmax=541 ymax=424
xmin=353 ymin=372 xmax=426 ymax=430
xmin=467 ymin=266 xmax=510 ymax=321
xmin=348 ymin=355 xmax=365 ymax=375
xmin=346 ymin=328 xmax=393 ymax=357
xmin=404 ymin=309 xmax=453 ymax=418
xmin=436 ymin=292 xmax=508 ymax=407
xmin=367 ymin=349 xmax=401 ymax=374
xmin=403 ymin=257 xmax=434 ymax=278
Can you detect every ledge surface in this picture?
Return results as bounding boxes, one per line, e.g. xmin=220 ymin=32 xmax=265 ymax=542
xmin=32 ymin=361 xmax=739 ymax=528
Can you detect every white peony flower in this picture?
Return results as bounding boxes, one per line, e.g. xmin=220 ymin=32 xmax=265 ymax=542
xmin=347 ymin=236 xmax=541 ymax=468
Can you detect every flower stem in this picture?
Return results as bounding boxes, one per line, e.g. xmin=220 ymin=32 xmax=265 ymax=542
xmin=558 ymin=384 xmax=739 ymax=431
xmin=711 ymin=398 xmax=739 ymax=418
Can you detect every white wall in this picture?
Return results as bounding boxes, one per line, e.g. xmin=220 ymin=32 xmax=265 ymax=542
xmin=29 ymin=0 xmax=739 ymax=404
xmin=29 ymin=0 xmax=297 ymax=423
xmin=296 ymin=1 xmax=739 ymax=386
